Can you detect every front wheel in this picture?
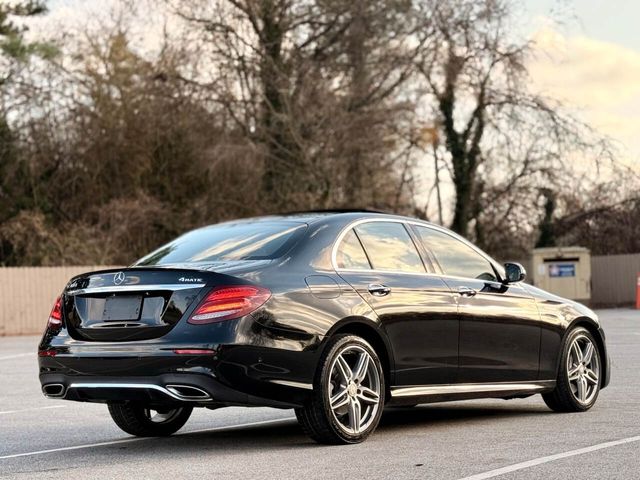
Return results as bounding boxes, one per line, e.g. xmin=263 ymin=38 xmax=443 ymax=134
xmin=296 ymin=334 xmax=385 ymax=444
xmin=542 ymin=326 xmax=601 ymax=412
xmin=108 ymin=402 xmax=193 ymax=437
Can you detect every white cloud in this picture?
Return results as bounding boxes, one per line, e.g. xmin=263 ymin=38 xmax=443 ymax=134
xmin=529 ymin=26 xmax=640 ymax=169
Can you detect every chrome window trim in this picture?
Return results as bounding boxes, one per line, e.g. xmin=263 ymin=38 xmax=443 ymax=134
xmin=334 ymin=268 xmax=511 ymax=292
xmin=335 ymin=228 xmax=373 ymax=270
xmin=390 ymin=380 xmax=556 ymax=398
xmin=410 ymin=223 xmax=503 ymax=282
xmin=335 ymin=268 xmax=435 ymax=277
xmin=331 ymin=217 xmax=504 ymax=282
xmin=66 ymin=284 xmax=206 ymax=296
xmin=339 ymin=219 xmax=427 ymax=274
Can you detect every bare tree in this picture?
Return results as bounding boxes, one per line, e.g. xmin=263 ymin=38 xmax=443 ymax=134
xmin=170 ymin=0 xmax=420 ymax=209
xmin=0 ymin=0 xmax=634 ymax=267
xmin=0 ymin=1 xmax=54 ymax=243
xmin=414 ymin=0 xmax=611 ymax=242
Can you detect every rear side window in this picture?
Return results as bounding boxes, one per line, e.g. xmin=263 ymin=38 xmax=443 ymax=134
xmin=335 ymin=230 xmax=371 ymax=270
xmin=414 ymin=226 xmax=497 ymax=281
xmin=354 ymin=222 xmax=425 ymax=273
xmin=135 ymin=221 xmax=307 ymax=265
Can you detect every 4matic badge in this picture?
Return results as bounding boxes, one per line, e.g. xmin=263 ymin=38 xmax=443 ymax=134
xmin=178 ymin=277 xmax=203 ymax=283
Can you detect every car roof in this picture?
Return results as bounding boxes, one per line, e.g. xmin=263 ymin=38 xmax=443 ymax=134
xmin=196 ymin=210 xmax=439 ymax=232
xmin=246 ymin=210 xmax=437 ymax=227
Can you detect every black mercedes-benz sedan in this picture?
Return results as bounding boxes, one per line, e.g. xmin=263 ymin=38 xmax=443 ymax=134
xmin=38 ymin=211 xmax=610 ymax=444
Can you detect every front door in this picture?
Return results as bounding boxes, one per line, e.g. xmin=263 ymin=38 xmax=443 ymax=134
xmin=442 ymin=277 xmax=541 ymax=382
xmin=411 ymin=225 xmax=541 ymax=383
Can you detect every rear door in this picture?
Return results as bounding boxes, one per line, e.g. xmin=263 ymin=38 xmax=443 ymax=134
xmin=412 ymin=226 xmax=541 ymax=383
xmin=334 ymin=221 xmax=458 ymax=385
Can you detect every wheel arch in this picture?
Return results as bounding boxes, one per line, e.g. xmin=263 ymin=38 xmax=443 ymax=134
xmin=564 ymin=317 xmax=609 ymax=388
xmin=323 ymin=317 xmax=395 ymax=400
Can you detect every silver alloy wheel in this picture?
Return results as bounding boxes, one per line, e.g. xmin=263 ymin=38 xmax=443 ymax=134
xmin=144 ymin=407 xmax=184 ymax=424
xmin=567 ymin=334 xmax=600 ymax=405
xmin=328 ymin=345 xmax=381 ymax=435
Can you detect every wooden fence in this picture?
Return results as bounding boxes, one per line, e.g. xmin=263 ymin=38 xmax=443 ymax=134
xmin=0 ymin=255 xmax=638 ymax=335
xmin=591 ymin=254 xmax=640 ymax=307
xmin=0 ymin=266 xmax=119 ymax=336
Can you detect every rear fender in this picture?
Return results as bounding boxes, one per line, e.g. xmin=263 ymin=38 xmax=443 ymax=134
xmin=321 ymin=316 xmax=395 ymax=388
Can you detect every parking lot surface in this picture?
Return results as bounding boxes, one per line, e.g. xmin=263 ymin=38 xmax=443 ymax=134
xmin=1 ymin=309 xmax=638 ymax=479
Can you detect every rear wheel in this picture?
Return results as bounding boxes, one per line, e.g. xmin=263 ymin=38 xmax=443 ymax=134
xmin=108 ymin=402 xmax=193 ymax=436
xmin=542 ymin=327 xmax=601 ymax=412
xmin=296 ymin=334 xmax=385 ymax=444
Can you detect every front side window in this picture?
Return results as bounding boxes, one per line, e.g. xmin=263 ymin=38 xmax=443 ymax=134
xmin=354 ymin=222 xmax=425 ymax=273
xmin=414 ymin=227 xmax=497 ymax=281
xmin=135 ymin=221 xmax=306 ymax=265
xmin=335 ymin=230 xmax=371 ymax=270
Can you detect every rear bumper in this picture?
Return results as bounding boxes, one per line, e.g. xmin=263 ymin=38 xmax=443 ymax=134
xmin=38 ymin=314 xmax=323 ymax=408
xmin=38 ymin=336 xmax=320 ymax=408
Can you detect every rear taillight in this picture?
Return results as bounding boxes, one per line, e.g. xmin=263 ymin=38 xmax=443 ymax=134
xmin=48 ymin=296 xmax=63 ymax=328
xmin=188 ymin=285 xmax=271 ymax=324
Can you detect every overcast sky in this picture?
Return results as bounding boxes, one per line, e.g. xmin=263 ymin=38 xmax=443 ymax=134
xmin=39 ymin=0 xmax=640 ymax=172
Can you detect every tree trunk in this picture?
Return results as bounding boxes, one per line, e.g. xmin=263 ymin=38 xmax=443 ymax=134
xmin=258 ymin=1 xmax=301 ymax=208
xmin=343 ymin=1 xmax=369 ymax=206
xmin=451 ymin=172 xmax=473 ymax=237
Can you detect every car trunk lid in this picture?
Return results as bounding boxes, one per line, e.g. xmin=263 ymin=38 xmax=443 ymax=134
xmin=62 ymin=267 xmax=239 ymax=342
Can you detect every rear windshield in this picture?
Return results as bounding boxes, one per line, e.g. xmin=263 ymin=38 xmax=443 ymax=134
xmin=134 ymin=221 xmax=307 ymax=265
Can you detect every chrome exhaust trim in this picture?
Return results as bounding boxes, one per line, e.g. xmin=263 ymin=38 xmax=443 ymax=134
xmin=42 ymin=383 xmax=66 ymax=398
xmin=65 ymin=382 xmax=213 ymax=402
xmin=166 ymin=384 xmax=211 ymax=400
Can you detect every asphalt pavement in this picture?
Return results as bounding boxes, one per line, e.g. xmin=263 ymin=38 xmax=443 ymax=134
xmin=1 ymin=309 xmax=638 ymax=479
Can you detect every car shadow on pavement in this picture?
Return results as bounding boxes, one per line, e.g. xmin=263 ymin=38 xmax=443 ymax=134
xmin=102 ymin=402 xmax=553 ymax=458
xmin=379 ymin=402 xmax=552 ymax=429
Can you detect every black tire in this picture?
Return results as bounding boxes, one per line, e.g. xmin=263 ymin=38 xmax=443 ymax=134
xmin=295 ymin=334 xmax=385 ymax=444
xmin=108 ymin=402 xmax=193 ymax=437
xmin=542 ymin=326 xmax=601 ymax=412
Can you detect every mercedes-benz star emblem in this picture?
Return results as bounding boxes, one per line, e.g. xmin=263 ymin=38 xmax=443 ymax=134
xmin=113 ymin=271 xmax=126 ymax=285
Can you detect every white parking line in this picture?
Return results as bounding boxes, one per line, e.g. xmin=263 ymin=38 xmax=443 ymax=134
xmin=0 ymin=353 xmax=34 ymax=361
xmin=0 ymin=417 xmax=294 ymax=460
xmin=458 ymin=435 xmax=640 ymax=480
xmin=0 ymin=405 xmax=65 ymax=416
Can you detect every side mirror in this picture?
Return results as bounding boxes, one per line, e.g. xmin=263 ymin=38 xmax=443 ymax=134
xmin=503 ymin=262 xmax=526 ymax=284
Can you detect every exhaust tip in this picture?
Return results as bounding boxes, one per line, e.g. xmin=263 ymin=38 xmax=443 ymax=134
xmin=166 ymin=384 xmax=211 ymax=400
xmin=42 ymin=383 xmax=65 ymax=397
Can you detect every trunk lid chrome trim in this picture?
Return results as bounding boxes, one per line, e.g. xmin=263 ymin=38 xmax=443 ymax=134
xmin=66 ymin=284 xmax=206 ymax=296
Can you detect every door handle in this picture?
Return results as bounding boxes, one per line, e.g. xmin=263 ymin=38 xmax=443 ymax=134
xmin=368 ymin=284 xmax=391 ymax=296
xmin=457 ymin=286 xmax=477 ymax=297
